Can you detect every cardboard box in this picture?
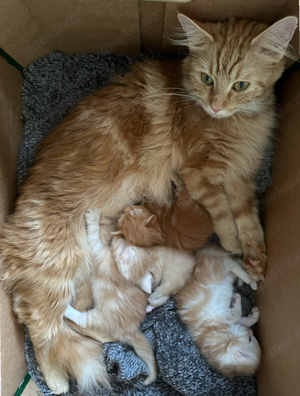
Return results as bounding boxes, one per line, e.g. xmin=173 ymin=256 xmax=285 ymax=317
xmin=0 ymin=1 xmax=299 ymax=395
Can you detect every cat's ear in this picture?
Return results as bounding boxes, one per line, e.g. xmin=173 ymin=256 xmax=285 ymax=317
xmin=144 ymin=214 xmax=157 ymax=227
xmin=177 ymin=14 xmax=213 ymax=47
xmin=233 ymin=349 xmax=253 ymax=361
xmin=251 ymin=16 xmax=298 ymax=60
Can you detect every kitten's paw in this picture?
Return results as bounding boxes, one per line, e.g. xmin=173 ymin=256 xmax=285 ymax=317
xmin=232 ymin=293 xmax=241 ymax=307
xmin=85 ymin=208 xmax=101 ymax=225
xmin=249 ymin=306 xmax=260 ymax=321
xmin=146 ymin=305 xmax=154 ymax=313
xmin=148 ymin=295 xmax=168 ymax=308
xmin=219 ymin=234 xmax=242 ymax=255
xmin=45 ymin=374 xmax=69 ymax=395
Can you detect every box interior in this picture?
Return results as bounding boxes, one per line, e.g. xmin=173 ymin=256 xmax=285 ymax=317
xmin=0 ymin=1 xmax=299 ymax=395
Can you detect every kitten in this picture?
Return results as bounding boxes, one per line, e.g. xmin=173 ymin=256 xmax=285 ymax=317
xmin=64 ymin=208 xmax=157 ymax=387
xmin=0 ymin=15 xmax=296 ymax=393
xmin=176 ymin=244 xmax=261 ymax=376
xmin=118 ymin=174 xmax=213 ymax=251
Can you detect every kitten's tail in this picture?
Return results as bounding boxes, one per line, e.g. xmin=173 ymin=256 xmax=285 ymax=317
xmin=49 ymin=324 xmax=111 ymax=392
xmin=123 ymin=332 xmax=157 ymax=385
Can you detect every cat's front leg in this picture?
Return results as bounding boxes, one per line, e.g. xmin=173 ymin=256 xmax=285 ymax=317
xmin=225 ymin=179 xmax=266 ymax=281
xmin=180 ymin=167 xmax=242 ymax=254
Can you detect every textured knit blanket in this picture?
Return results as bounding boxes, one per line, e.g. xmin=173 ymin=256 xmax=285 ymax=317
xmin=20 ymin=51 xmax=272 ymax=396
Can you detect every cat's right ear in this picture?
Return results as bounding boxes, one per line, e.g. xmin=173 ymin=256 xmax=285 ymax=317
xmin=144 ymin=214 xmax=157 ymax=227
xmin=177 ymin=14 xmax=214 ymax=47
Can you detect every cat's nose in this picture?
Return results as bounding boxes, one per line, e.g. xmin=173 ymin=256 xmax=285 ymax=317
xmin=211 ymin=107 xmax=221 ymax=113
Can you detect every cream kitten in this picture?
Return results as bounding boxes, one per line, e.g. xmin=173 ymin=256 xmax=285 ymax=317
xmin=64 ymin=208 xmax=157 ymax=386
xmin=176 ymin=244 xmax=261 ymax=376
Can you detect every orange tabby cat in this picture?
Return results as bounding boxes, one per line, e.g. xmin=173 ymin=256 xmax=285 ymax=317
xmin=0 ymin=15 xmax=297 ymax=394
xmin=118 ymin=175 xmax=213 ymax=251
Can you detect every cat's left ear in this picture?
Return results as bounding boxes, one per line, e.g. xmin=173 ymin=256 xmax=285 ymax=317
xmin=144 ymin=214 xmax=157 ymax=227
xmin=177 ymin=14 xmax=214 ymax=47
xmin=251 ymin=16 xmax=298 ymax=60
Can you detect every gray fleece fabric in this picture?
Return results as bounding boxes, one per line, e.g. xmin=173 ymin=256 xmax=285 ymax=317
xmin=20 ymin=51 xmax=272 ymax=396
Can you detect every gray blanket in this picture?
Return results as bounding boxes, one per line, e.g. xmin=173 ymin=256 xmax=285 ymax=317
xmin=20 ymin=51 xmax=271 ymax=396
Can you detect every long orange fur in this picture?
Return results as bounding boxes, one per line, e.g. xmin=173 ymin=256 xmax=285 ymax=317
xmin=0 ymin=16 xmax=296 ymax=393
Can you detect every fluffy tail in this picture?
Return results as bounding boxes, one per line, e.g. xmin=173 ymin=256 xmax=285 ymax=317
xmin=124 ymin=332 xmax=157 ymax=385
xmin=48 ymin=324 xmax=111 ymax=392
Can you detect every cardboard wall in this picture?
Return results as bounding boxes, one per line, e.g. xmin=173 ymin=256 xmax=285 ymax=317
xmin=0 ymin=57 xmax=25 ymax=396
xmin=0 ymin=0 xmax=299 ymax=67
xmin=256 ymin=70 xmax=300 ymax=396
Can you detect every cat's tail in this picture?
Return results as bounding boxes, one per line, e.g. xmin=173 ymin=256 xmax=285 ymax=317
xmin=123 ymin=332 xmax=157 ymax=385
xmin=48 ymin=324 xmax=111 ymax=392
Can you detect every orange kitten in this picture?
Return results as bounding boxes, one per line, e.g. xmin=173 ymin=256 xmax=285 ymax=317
xmin=118 ymin=175 xmax=213 ymax=251
xmin=176 ymin=244 xmax=261 ymax=376
xmin=64 ymin=208 xmax=157 ymax=388
xmin=0 ymin=16 xmax=296 ymax=393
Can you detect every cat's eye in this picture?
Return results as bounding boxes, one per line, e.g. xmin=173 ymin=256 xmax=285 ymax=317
xmin=232 ymin=81 xmax=250 ymax=92
xmin=201 ymin=73 xmax=214 ymax=86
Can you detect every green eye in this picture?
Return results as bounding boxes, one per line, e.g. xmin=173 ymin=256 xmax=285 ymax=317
xmin=201 ymin=73 xmax=214 ymax=85
xmin=232 ymin=81 xmax=250 ymax=91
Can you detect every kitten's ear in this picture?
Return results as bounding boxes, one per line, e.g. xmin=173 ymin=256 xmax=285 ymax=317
xmin=144 ymin=214 xmax=157 ymax=227
xmin=177 ymin=14 xmax=213 ymax=47
xmin=234 ymin=349 xmax=253 ymax=361
xmin=251 ymin=16 xmax=298 ymax=60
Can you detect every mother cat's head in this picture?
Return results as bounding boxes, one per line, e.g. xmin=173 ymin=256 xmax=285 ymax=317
xmin=177 ymin=14 xmax=298 ymax=119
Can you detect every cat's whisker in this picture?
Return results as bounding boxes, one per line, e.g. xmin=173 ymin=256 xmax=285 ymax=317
xmin=144 ymin=93 xmax=199 ymax=102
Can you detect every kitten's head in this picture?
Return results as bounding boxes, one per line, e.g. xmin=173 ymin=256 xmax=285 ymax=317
xmin=176 ymin=14 xmax=297 ymax=118
xmin=116 ymin=205 xmax=164 ymax=247
xmin=201 ymin=322 xmax=261 ymax=376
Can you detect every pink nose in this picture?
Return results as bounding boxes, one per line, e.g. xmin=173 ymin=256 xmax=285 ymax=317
xmin=211 ymin=107 xmax=221 ymax=113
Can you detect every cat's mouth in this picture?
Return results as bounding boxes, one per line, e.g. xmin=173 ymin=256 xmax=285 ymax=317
xmin=202 ymin=104 xmax=234 ymax=119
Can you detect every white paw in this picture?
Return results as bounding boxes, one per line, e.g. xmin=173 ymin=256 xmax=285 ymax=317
xmin=46 ymin=375 xmax=69 ymax=395
xmin=148 ymin=295 xmax=168 ymax=307
xmin=146 ymin=305 xmax=154 ymax=313
xmin=85 ymin=208 xmax=101 ymax=225
xmin=250 ymin=306 xmax=260 ymax=320
xmin=232 ymin=293 xmax=241 ymax=306
xmin=250 ymin=280 xmax=258 ymax=290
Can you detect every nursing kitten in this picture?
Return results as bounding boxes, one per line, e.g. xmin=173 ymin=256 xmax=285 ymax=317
xmin=0 ymin=15 xmax=296 ymax=393
xmin=119 ymin=175 xmax=213 ymax=251
xmin=176 ymin=244 xmax=261 ymax=376
xmin=65 ymin=208 xmax=157 ymax=387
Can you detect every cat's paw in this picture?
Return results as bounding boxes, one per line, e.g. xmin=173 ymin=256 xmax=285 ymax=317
xmin=239 ymin=229 xmax=266 ymax=281
xmin=45 ymin=373 xmax=69 ymax=395
xmin=232 ymin=293 xmax=241 ymax=307
xmin=146 ymin=305 xmax=154 ymax=313
xmin=85 ymin=208 xmax=101 ymax=225
xmin=249 ymin=306 xmax=260 ymax=321
xmin=219 ymin=231 xmax=242 ymax=255
xmin=148 ymin=295 xmax=168 ymax=308
xmin=243 ymin=242 xmax=266 ymax=282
